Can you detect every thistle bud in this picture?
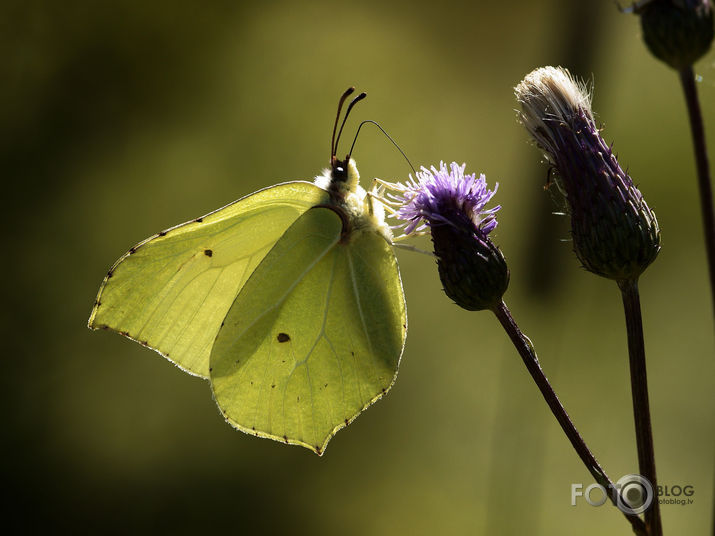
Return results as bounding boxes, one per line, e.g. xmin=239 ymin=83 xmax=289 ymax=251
xmin=634 ymin=0 xmax=714 ymax=70
xmin=515 ymin=66 xmax=661 ymax=282
xmin=385 ymin=162 xmax=508 ymax=311
xmin=430 ymin=218 xmax=509 ymax=311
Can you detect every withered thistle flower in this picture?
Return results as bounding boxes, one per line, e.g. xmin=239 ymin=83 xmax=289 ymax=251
xmin=386 ymin=162 xmax=508 ymax=311
xmin=515 ymin=66 xmax=661 ymax=282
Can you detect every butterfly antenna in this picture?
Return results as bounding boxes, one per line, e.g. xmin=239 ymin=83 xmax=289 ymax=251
xmin=331 ymin=87 xmax=355 ymax=160
xmin=335 ymin=92 xmax=367 ymax=159
xmin=348 ymin=119 xmax=417 ymax=176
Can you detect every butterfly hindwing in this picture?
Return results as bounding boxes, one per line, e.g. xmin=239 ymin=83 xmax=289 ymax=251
xmin=210 ymin=206 xmax=406 ymax=454
xmin=89 ymin=181 xmax=328 ymax=378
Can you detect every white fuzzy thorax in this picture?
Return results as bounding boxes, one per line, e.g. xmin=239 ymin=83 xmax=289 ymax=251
xmin=314 ymin=159 xmax=393 ymax=243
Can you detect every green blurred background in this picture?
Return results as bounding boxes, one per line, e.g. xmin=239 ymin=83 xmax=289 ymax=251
xmin=5 ymin=1 xmax=714 ymax=533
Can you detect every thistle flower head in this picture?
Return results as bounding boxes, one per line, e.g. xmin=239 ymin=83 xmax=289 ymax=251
xmin=390 ymin=162 xmax=500 ymax=236
xmin=629 ymin=0 xmax=714 ymax=70
xmin=515 ymin=66 xmax=661 ymax=282
xmin=386 ymin=162 xmax=508 ymax=311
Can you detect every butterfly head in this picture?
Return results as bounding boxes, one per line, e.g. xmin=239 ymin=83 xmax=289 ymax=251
xmin=313 ymin=156 xmax=361 ymax=202
xmin=330 ymin=155 xmax=349 ymax=183
xmin=328 ymin=155 xmax=360 ymax=196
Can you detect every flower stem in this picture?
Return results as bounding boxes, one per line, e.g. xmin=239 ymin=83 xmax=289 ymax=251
xmin=492 ymin=300 xmax=647 ymax=535
xmin=678 ymin=65 xmax=715 ymax=318
xmin=618 ymin=279 xmax=662 ymax=536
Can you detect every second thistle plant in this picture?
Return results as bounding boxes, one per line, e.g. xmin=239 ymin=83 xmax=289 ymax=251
xmin=516 ymin=66 xmax=663 ymax=536
xmin=625 ymin=0 xmax=715 ymax=317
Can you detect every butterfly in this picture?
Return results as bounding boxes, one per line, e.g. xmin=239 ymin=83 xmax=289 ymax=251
xmin=88 ymin=88 xmax=407 ymax=455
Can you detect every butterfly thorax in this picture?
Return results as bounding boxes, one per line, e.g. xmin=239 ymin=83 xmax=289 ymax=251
xmin=313 ymin=158 xmax=393 ymax=244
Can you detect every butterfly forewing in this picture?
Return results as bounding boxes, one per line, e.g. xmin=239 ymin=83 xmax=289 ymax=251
xmin=89 ymin=182 xmax=327 ymax=378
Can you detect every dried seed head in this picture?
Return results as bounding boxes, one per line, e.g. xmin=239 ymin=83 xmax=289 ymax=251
xmin=515 ymin=66 xmax=661 ymax=282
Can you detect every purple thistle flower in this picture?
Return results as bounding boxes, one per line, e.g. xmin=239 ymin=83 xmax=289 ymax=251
xmin=385 ymin=162 xmax=509 ymax=311
xmin=390 ymin=162 xmax=501 ymax=237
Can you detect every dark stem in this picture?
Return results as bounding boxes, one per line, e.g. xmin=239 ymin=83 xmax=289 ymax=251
xmin=492 ymin=300 xmax=647 ymax=535
xmin=618 ymin=279 xmax=662 ymax=536
xmin=678 ymin=66 xmax=715 ymax=319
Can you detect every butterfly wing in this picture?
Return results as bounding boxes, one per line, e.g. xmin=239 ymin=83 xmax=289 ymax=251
xmin=88 ymin=181 xmax=328 ymax=378
xmin=210 ymin=206 xmax=407 ymax=454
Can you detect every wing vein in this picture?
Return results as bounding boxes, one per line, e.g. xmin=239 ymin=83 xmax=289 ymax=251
xmin=227 ymin=233 xmax=339 ymax=349
xmin=171 ymin=266 xmax=225 ymax=354
xmin=347 ymin=247 xmax=374 ymax=358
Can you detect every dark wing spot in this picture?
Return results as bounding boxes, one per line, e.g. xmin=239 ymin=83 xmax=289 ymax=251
xmin=119 ymin=330 xmax=129 ymax=337
xmin=209 ymin=367 xmax=213 ymax=372
xmin=283 ymin=435 xmax=288 ymax=443
xmin=204 ymin=249 xmax=213 ymax=257
xmin=271 ymin=384 xmax=275 ymax=389
xmin=195 ymin=217 xmax=203 ymax=223
xmin=277 ymin=333 xmax=291 ymax=343
xmin=94 ymin=300 xmax=101 ymax=307
xmin=381 ymin=388 xmax=386 ymax=394
xmin=107 ymin=270 xmax=113 ymax=279
xmin=128 ymin=246 xmax=137 ymax=254
xmin=158 ymin=230 xmax=167 ymax=237
xmin=314 ymin=446 xmax=322 ymax=455
xmin=296 ymin=396 xmax=300 ymax=402
xmin=344 ymin=419 xmax=349 ymax=425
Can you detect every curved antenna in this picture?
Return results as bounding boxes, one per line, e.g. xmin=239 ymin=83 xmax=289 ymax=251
xmin=334 ymin=92 xmax=367 ymax=158
xmin=348 ymin=119 xmax=417 ymax=176
xmin=331 ymin=87 xmax=355 ymax=159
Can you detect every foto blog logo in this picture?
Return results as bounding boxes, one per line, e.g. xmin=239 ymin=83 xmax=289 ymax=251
xmin=571 ymin=474 xmax=654 ymax=515
xmin=571 ymin=474 xmax=695 ymax=514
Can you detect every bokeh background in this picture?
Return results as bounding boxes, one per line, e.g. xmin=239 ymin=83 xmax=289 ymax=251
xmin=4 ymin=1 xmax=714 ymax=534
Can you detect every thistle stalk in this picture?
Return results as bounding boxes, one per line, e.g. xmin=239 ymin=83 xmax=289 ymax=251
xmin=619 ymin=279 xmax=662 ymax=535
xmin=493 ymin=299 xmax=647 ymax=535
xmin=678 ymin=66 xmax=715 ymax=317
